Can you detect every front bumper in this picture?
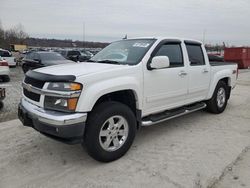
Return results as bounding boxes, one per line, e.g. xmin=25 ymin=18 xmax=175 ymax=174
xmin=18 ymin=98 xmax=87 ymax=144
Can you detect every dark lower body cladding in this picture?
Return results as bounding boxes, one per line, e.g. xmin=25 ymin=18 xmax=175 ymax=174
xmin=18 ymin=101 xmax=86 ymax=144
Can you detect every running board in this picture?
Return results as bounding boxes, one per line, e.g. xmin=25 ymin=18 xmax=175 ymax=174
xmin=142 ymin=102 xmax=207 ymax=126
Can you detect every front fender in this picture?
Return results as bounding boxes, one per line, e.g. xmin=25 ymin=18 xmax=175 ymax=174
xmin=76 ymin=76 xmax=142 ymax=112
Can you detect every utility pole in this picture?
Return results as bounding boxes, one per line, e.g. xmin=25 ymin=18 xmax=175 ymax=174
xmin=83 ymin=22 xmax=85 ymax=49
xmin=202 ymin=29 xmax=206 ymax=44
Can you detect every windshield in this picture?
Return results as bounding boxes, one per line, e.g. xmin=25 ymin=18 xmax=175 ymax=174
xmin=91 ymin=39 xmax=156 ymax=65
xmin=40 ymin=52 xmax=66 ymax=61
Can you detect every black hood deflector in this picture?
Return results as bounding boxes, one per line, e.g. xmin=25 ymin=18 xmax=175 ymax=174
xmin=26 ymin=70 xmax=76 ymax=82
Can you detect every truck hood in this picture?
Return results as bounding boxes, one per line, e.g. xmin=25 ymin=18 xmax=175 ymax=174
xmin=35 ymin=62 xmax=127 ymax=77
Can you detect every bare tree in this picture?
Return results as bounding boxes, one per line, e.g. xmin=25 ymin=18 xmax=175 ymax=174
xmin=0 ymin=20 xmax=5 ymax=47
xmin=0 ymin=20 xmax=29 ymax=49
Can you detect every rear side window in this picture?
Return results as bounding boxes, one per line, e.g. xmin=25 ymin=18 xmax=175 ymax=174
xmin=155 ymin=43 xmax=183 ymax=67
xmin=33 ymin=53 xmax=40 ymax=60
xmin=26 ymin=52 xmax=36 ymax=60
xmin=60 ymin=51 xmax=67 ymax=56
xmin=186 ymin=44 xmax=205 ymax=66
xmin=25 ymin=53 xmax=32 ymax=60
xmin=68 ymin=51 xmax=80 ymax=56
xmin=0 ymin=50 xmax=11 ymax=57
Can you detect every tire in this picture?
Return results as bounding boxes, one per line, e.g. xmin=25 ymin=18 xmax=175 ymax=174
xmin=206 ymin=81 xmax=229 ymax=114
xmin=83 ymin=101 xmax=137 ymax=162
xmin=2 ymin=75 xmax=10 ymax=82
xmin=22 ymin=64 xmax=29 ymax=73
xmin=0 ymin=101 xmax=3 ymax=110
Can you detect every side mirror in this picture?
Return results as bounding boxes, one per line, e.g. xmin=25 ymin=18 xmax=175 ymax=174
xmin=149 ymin=56 xmax=170 ymax=70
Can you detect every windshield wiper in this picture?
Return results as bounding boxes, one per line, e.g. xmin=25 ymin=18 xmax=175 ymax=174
xmin=97 ymin=60 xmax=120 ymax=64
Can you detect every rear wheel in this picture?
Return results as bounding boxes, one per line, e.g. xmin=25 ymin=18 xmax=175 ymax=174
xmin=83 ymin=101 xmax=136 ymax=162
xmin=206 ymin=81 xmax=229 ymax=114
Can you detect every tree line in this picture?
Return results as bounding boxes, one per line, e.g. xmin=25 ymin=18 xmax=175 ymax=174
xmin=0 ymin=21 xmax=28 ymax=50
xmin=0 ymin=21 xmax=109 ymax=50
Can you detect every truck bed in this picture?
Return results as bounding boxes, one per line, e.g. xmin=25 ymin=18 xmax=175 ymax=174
xmin=209 ymin=61 xmax=237 ymax=66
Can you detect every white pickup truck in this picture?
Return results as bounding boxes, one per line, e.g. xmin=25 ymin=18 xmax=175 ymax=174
xmin=18 ymin=37 xmax=238 ymax=162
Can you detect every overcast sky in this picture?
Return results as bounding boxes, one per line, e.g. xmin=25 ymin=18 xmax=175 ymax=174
xmin=1 ymin=0 xmax=249 ymax=45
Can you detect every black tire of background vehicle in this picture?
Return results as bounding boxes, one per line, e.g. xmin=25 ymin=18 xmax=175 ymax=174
xmin=0 ymin=101 xmax=4 ymax=110
xmin=206 ymin=81 xmax=229 ymax=114
xmin=2 ymin=75 xmax=10 ymax=82
xmin=83 ymin=101 xmax=137 ymax=162
xmin=22 ymin=64 xmax=29 ymax=73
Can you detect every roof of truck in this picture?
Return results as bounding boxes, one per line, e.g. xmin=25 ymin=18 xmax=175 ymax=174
xmin=123 ymin=36 xmax=202 ymax=44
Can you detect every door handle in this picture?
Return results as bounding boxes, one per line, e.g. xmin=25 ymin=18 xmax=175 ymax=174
xmin=178 ymin=71 xmax=188 ymax=76
xmin=202 ymin=69 xmax=209 ymax=73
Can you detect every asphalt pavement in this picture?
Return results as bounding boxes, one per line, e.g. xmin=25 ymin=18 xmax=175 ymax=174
xmin=0 ymin=68 xmax=250 ymax=188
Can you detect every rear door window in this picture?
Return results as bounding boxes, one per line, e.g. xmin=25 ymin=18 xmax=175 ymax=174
xmin=68 ymin=51 xmax=81 ymax=56
xmin=185 ymin=44 xmax=205 ymax=66
xmin=0 ymin=50 xmax=11 ymax=57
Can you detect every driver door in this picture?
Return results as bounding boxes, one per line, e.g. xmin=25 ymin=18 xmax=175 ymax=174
xmin=143 ymin=41 xmax=188 ymax=116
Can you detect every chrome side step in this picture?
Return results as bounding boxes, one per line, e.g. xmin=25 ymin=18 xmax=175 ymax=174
xmin=141 ymin=102 xmax=207 ymax=126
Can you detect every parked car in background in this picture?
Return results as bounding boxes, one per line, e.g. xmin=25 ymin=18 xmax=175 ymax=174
xmin=60 ymin=49 xmax=91 ymax=62
xmin=22 ymin=51 xmax=74 ymax=73
xmin=208 ymin=54 xmax=224 ymax=62
xmin=89 ymin=48 xmax=102 ymax=55
xmin=81 ymin=49 xmax=93 ymax=59
xmin=0 ymin=87 xmax=5 ymax=110
xmin=0 ymin=56 xmax=10 ymax=82
xmin=0 ymin=49 xmax=17 ymax=67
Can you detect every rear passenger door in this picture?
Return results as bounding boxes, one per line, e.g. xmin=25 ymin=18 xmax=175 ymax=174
xmin=185 ymin=42 xmax=210 ymax=103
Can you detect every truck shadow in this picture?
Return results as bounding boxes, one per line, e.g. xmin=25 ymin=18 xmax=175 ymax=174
xmin=26 ymin=110 xmax=210 ymax=166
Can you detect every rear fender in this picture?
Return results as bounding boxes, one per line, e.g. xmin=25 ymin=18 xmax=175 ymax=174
xmin=206 ymin=69 xmax=233 ymax=99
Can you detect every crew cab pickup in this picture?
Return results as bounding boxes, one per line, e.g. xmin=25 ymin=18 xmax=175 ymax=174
xmin=18 ymin=37 xmax=238 ymax=162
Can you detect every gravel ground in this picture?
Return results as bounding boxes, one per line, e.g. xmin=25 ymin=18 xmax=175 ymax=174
xmin=0 ymin=69 xmax=249 ymax=188
xmin=0 ymin=66 xmax=24 ymax=122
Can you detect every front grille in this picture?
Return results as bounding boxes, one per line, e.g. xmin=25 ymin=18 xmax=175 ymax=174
xmin=23 ymin=75 xmax=44 ymax=102
xmin=24 ymin=76 xmax=45 ymax=89
xmin=23 ymin=88 xmax=40 ymax=102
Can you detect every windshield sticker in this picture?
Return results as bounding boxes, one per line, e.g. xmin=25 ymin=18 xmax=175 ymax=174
xmin=133 ymin=43 xmax=150 ymax=48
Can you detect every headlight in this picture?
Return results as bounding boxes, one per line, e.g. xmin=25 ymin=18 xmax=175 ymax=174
xmin=44 ymin=82 xmax=82 ymax=112
xmin=47 ymin=82 xmax=82 ymax=91
xmin=44 ymin=96 xmax=79 ymax=112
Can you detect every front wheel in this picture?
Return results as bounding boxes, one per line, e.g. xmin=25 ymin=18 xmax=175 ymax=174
xmin=83 ymin=101 xmax=137 ymax=162
xmin=206 ymin=81 xmax=229 ymax=114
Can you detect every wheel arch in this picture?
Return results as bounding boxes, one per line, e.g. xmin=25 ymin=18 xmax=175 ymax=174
xmin=88 ymin=89 xmax=142 ymax=129
xmin=207 ymin=68 xmax=233 ymax=100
